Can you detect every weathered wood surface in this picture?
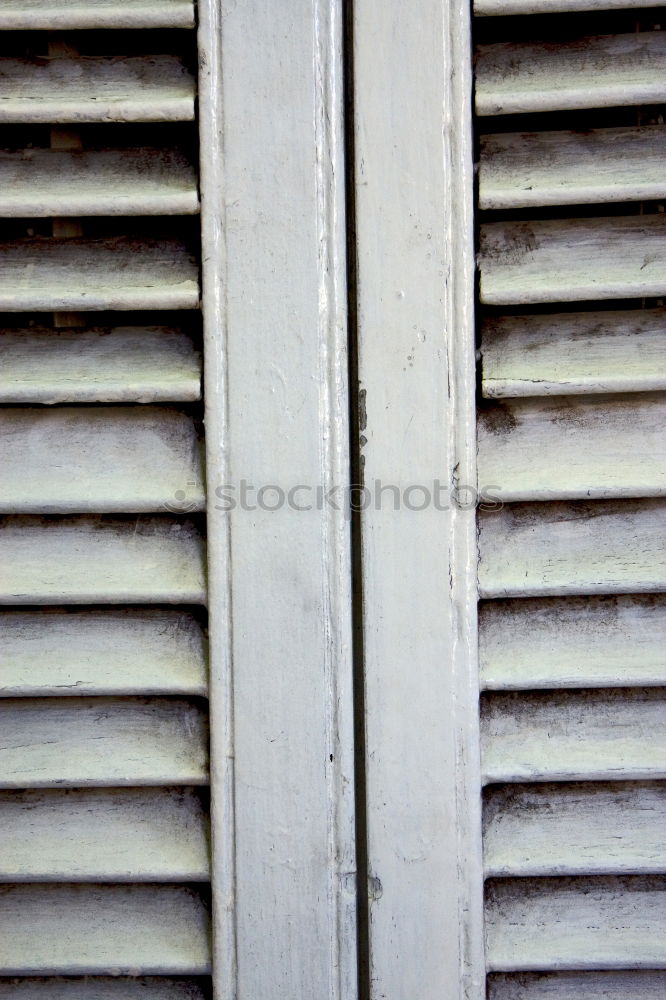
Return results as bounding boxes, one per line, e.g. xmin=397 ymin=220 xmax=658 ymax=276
xmin=1 ymin=609 xmax=206 ymax=696
xmin=478 ymin=393 xmax=666 ymax=501
xmin=0 ymin=697 xmax=208 ymax=787
xmin=0 ymin=981 xmax=208 ymax=1000
xmin=479 ymin=126 xmax=666 ymax=210
xmin=0 ymin=57 xmax=195 ymax=123
xmin=0 ymin=239 xmax=199 ymax=312
xmin=0 ymin=150 xmax=198 ymax=217
xmin=0 ymin=788 xmax=209 ymax=881
xmin=484 ymin=782 xmax=666 ymax=876
xmin=480 ymin=595 xmax=666 ymax=689
xmin=476 ymin=33 xmax=666 ymax=116
xmin=479 ymin=500 xmax=666 ymax=598
xmin=479 ymin=215 xmax=666 ymax=306
xmin=485 ymin=876 xmax=666 ymax=971
xmin=488 ymin=971 xmax=666 ymax=1000
xmin=0 ymin=0 xmax=195 ymax=29
xmin=0 ymin=516 xmax=206 ymax=605
xmin=0 ymin=884 xmax=211 ymax=974
xmin=481 ymin=309 xmax=666 ymax=398
xmin=481 ymin=689 xmax=666 ymax=783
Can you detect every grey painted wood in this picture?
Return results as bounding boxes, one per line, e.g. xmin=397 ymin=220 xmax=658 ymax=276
xmin=0 ymin=884 xmax=211 ymax=975
xmin=488 ymin=971 xmax=666 ymax=1000
xmin=0 ymin=239 xmax=199 ymax=312
xmin=0 ymin=1 xmax=194 ymax=29
xmin=476 ymin=33 xmax=666 ymax=116
xmin=481 ymin=310 xmax=666 ymax=398
xmin=0 ymin=697 xmax=208 ymax=787
xmin=0 ymin=57 xmax=195 ymax=123
xmin=0 ymin=516 xmax=206 ymax=605
xmin=0 ymin=980 xmax=208 ymax=1000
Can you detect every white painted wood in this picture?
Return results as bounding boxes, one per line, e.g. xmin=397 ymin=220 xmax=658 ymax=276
xmin=0 ymin=239 xmax=199 ymax=312
xmin=488 ymin=971 xmax=666 ymax=1000
xmin=479 ymin=127 xmax=666 ymax=210
xmin=0 ymin=407 xmax=204 ymax=513
xmin=484 ymin=782 xmax=666 ymax=876
xmin=0 ymin=788 xmax=209 ymax=881
xmin=479 ymin=215 xmax=666 ymax=306
xmin=1 ymin=609 xmax=206 ymax=697
xmin=0 ymin=0 xmax=194 ymax=29
xmin=480 ymin=595 xmax=666 ymax=690
xmin=478 ymin=393 xmax=666 ymax=501
xmin=0 ymin=516 xmax=206 ymax=604
xmin=198 ymin=1 xmax=357 ymax=997
xmin=481 ymin=689 xmax=666 ymax=783
xmin=0 ymin=697 xmax=208 ymax=787
xmin=481 ymin=309 xmax=666 ymax=398
xmin=476 ymin=0 xmax=661 ymax=13
xmin=0 ymin=150 xmax=198 ymax=217
xmin=476 ymin=33 xmax=666 ymax=116
xmin=0 ymin=884 xmax=211 ymax=975
xmin=0 ymin=980 xmax=208 ymax=1000
xmin=478 ymin=500 xmax=666 ymax=598
xmin=0 ymin=57 xmax=195 ymax=123
xmin=354 ymin=0 xmax=484 ymax=997
xmin=485 ymin=876 xmax=666 ymax=971
xmin=0 ymin=327 xmax=201 ymax=404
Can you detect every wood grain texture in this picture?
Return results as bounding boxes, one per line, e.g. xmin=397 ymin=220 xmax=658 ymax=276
xmin=479 ymin=215 xmax=666 ymax=306
xmin=476 ymin=33 xmax=666 ymax=116
xmin=480 ymin=595 xmax=666 ymax=690
xmin=488 ymin=971 xmax=666 ymax=1000
xmin=481 ymin=309 xmax=666 ymax=398
xmin=0 ymin=0 xmax=194 ymax=29
xmin=479 ymin=126 xmax=666 ymax=210
xmin=0 ymin=981 xmax=208 ymax=1000
xmin=484 ymin=782 xmax=666 ymax=876
xmin=0 ymin=57 xmax=195 ymax=123
xmin=478 ymin=500 xmax=666 ymax=598
xmin=481 ymin=689 xmax=666 ymax=783
xmin=485 ymin=876 xmax=666 ymax=971
xmin=0 ymin=884 xmax=211 ymax=974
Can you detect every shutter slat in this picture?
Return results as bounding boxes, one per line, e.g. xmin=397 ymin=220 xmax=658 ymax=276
xmin=0 ymin=982 xmax=208 ymax=1000
xmin=479 ymin=500 xmax=666 ymax=598
xmin=484 ymin=782 xmax=666 ymax=876
xmin=476 ymin=33 xmax=666 ymax=116
xmin=0 ymin=407 xmax=204 ymax=514
xmin=481 ymin=310 xmax=666 ymax=399
xmin=479 ymin=126 xmax=666 ymax=210
xmin=481 ymin=689 xmax=666 ymax=783
xmin=480 ymin=595 xmax=666 ymax=690
xmin=1 ymin=609 xmax=207 ymax=697
xmin=1 ymin=788 xmax=209 ymax=881
xmin=0 ymin=1 xmax=194 ymax=30
xmin=0 ymin=884 xmax=211 ymax=975
xmin=0 ymin=516 xmax=206 ymax=605
xmin=0 ymin=150 xmax=198 ymax=217
xmin=0 ymin=327 xmax=202 ymax=405
xmin=0 ymin=239 xmax=199 ymax=312
xmin=488 ymin=971 xmax=666 ymax=1000
xmin=478 ymin=394 xmax=666 ymax=502
xmin=0 ymin=697 xmax=208 ymax=788
xmin=479 ymin=215 xmax=666 ymax=306
xmin=485 ymin=877 xmax=666 ymax=971
xmin=0 ymin=57 xmax=194 ymax=124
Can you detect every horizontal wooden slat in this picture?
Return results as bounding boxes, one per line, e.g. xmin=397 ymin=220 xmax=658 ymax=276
xmin=479 ymin=215 xmax=666 ymax=306
xmin=478 ymin=394 xmax=666 ymax=502
xmin=481 ymin=309 xmax=666 ymax=398
xmin=0 ymin=149 xmax=198 ymax=217
xmin=484 ymin=782 xmax=666 ymax=876
xmin=1 ymin=609 xmax=207 ymax=696
xmin=476 ymin=33 xmax=666 ymax=116
xmin=0 ymin=697 xmax=208 ymax=788
xmin=478 ymin=500 xmax=666 ymax=598
xmin=0 ymin=884 xmax=210 ymax=975
xmin=488 ymin=971 xmax=666 ymax=1000
xmin=0 ymin=327 xmax=202 ymax=404
xmin=0 ymin=57 xmax=194 ymax=124
xmin=480 ymin=595 xmax=666 ymax=690
xmin=481 ymin=689 xmax=666 ymax=783
xmin=0 ymin=0 xmax=194 ymax=30
xmin=0 ymin=407 xmax=204 ymax=514
xmin=485 ymin=876 xmax=666 ymax=971
xmin=0 ymin=788 xmax=209 ymax=881
xmin=0 ymin=239 xmax=199 ymax=312
xmin=0 ymin=516 xmax=206 ymax=605
xmin=0 ymin=982 xmax=208 ymax=1000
